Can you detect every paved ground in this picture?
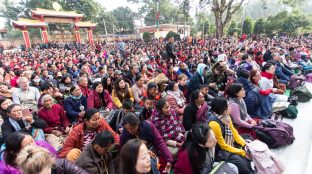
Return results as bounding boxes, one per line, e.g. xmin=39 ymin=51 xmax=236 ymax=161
xmin=271 ymin=82 xmax=312 ymax=174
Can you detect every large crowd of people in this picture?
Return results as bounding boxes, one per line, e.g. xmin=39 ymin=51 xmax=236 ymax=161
xmin=0 ymin=34 xmax=311 ymax=174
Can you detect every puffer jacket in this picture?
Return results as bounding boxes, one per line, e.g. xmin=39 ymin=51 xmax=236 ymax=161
xmin=58 ymin=118 xmax=119 ymax=158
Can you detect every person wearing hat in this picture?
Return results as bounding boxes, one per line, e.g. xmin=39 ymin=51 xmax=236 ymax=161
xmin=114 ymin=70 xmax=123 ymax=80
xmin=76 ymin=131 xmax=118 ymax=174
xmin=58 ymin=108 xmax=119 ymax=161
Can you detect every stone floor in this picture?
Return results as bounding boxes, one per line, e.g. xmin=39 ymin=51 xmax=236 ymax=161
xmin=271 ymin=82 xmax=312 ymax=174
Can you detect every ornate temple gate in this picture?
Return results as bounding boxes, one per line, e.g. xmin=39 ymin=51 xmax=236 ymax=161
xmin=12 ymin=8 xmax=97 ymax=48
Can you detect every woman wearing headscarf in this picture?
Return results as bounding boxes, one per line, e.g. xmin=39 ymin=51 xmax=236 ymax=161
xmin=188 ymin=63 xmax=207 ymax=93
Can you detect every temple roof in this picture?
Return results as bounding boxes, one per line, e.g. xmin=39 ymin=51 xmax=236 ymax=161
xmin=12 ymin=18 xmax=47 ymax=27
xmin=74 ymin=21 xmax=97 ymax=28
xmin=31 ymin=8 xmax=84 ymax=18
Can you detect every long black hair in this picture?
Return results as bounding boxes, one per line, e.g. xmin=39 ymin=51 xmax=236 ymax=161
xmin=120 ymin=139 xmax=145 ymax=174
xmin=3 ymin=132 xmax=30 ymax=167
xmin=211 ymin=97 xmax=228 ymax=115
xmin=101 ymin=76 xmax=113 ymax=94
xmin=181 ymin=123 xmax=212 ymax=174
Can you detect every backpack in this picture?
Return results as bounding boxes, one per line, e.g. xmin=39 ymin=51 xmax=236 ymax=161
xmin=278 ymin=105 xmax=298 ymax=119
xmin=291 ymin=86 xmax=312 ymax=103
xmin=209 ymin=161 xmax=238 ymax=174
xmin=288 ymin=75 xmax=305 ymax=89
xmin=245 ymin=140 xmax=285 ymax=174
xmin=254 ymin=119 xmax=295 ymax=148
xmin=305 ymin=73 xmax=312 ymax=83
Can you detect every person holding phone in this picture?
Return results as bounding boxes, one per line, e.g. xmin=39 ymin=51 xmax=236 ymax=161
xmin=1 ymin=104 xmax=47 ymax=142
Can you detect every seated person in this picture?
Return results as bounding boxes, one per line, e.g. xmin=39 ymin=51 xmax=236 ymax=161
xmin=188 ymin=63 xmax=207 ymax=93
xmin=120 ymin=139 xmax=160 ymax=174
xmin=64 ymin=85 xmax=87 ymax=123
xmin=38 ymin=82 xmax=63 ymax=109
xmin=183 ymin=90 xmax=207 ymax=131
xmin=38 ymin=94 xmax=70 ymax=134
xmin=12 ymin=77 xmax=40 ymax=112
xmin=58 ymin=108 xmax=119 ymax=161
xmin=16 ymin=145 xmax=87 ymax=174
xmin=120 ymin=112 xmax=173 ymax=170
xmin=226 ymin=83 xmax=257 ymax=129
xmin=175 ymin=123 xmax=238 ymax=174
xmin=139 ymin=96 xmax=155 ymax=120
xmin=140 ymin=82 xmax=160 ymax=106
xmin=259 ymin=63 xmax=288 ymax=102
xmin=199 ymin=84 xmax=214 ymax=105
xmin=151 ymin=99 xmax=185 ymax=150
xmin=272 ymin=53 xmax=293 ymax=85
xmin=208 ymin=98 xmax=253 ymax=174
xmin=206 ymin=62 xmax=228 ymax=94
xmin=162 ymin=82 xmax=186 ymax=115
xmin=1 ymin=104 xmax=47 ymax=142
xmin=0 ymin=82 xmax=12 ymax=99
xmin=87 ymin=81 xmax=113 ymax=112
xmin=176 ymin=62 xmax=192 ymax=79
xmin=131 ymin=75 xmax=147 ymax=105
xmin=177 ymin=74 xmax=189 ymax=100
xmin=0 ymin=132 xmax=56 ymax=174
xmin=112 ymin=78 xmax=134 ymax=109
xmin=109 ymin=100 xmax=134 ymax=134
xmin=76 ymin=131 xmax=118 ymax=174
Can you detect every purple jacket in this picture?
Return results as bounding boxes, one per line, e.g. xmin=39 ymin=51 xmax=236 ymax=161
xmin=0 ymin=161 xmax=21 ymax=174
xmin=120 ymin=120 xmax=173 ymax=163
xmin=87 ymin=89 xmax=114 ymax=110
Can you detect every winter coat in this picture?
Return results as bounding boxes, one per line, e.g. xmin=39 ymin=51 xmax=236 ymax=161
xmin=87 ymin=90 xmax=114 ymax=110
xmin=120 ymin=120 xmax=173 ymax=163
xmin=58 ymin=118 xmax=119 ymax=158
xmin=76 ymin=143 xmax=115 ymax=174
xmin=64 ymin=96 xmax=87 ymax=123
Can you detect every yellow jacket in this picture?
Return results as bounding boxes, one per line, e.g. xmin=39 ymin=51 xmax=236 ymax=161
xmin=112 ymin=88 xmax=134 ymax=108
xmin=209 ymin=119 xmax=246 ymax=157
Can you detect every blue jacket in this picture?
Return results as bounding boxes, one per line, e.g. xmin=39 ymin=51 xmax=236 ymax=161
xmin=64 ymin=96 xmax=87 ymax=123
xmin=176 ymin=68 xmax=192 ymax=79
xmin=275 ymin=62 xmax=293 ymax=82
xmin=188 ymin=63 xmax=207 ymax=92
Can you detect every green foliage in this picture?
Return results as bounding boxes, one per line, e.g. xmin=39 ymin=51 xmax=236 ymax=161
xmin=227 ymin=21 xmax=241 ymax=36
xmin=128 ymin=0 xmax=190 ymax=26
xmin=143 ymin=32 xmax=152 ymax=42
xmin=253 ymin=18 xmax=265 ymax=34
xmin=166 ymin=31 xmax=178 ymax=39
xmin=196 ymin=12 xmax=211 ymax=36
xmin=242 ymin=16 xmax=253 ymax=35
xmin=112 ymin=7 xmax=135 ymax=34
xmin=59 ymin=0 xmax=101 ymax=21
xmin=264 ymin=10 xmax=310 ymax=35
xmin=94 ymin=10 xmax=117 ymax=34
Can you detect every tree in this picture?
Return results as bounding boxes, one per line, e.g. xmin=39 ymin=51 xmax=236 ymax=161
xmin=253 ymin=18 xmax=265 ymax=34
xmin=59 ymin=0 xmax=101 ymax=21
xmin=0 ymin=0 xmax=54 ymax=27
xmin=242 ymin=16 xmax=253 ymax=35
xmin=112 ymin=7 xmax=135 ymax=34
xmin=143 ymin=32 xmax=152 ymax=42
xmin=281 ymin=14 xmax=309 ymax=35
xmin=94 ymin=10 xmax=117 ymax=34
xmin=128 ymin=0 xmax=191 ymax=26
xmin=196 ymin=12 xmax=211 ymax=36
xmin=199 ymin=0 xmax=245 ymax=38
xmin=227 ymin=21 xmax=240 ymax=36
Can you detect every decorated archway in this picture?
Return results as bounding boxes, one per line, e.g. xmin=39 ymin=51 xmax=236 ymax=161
xmin=12 ymin=8 xmax=97 ymax=48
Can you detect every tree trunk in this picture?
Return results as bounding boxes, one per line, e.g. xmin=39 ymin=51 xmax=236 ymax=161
xmin=215 ymin=15 xmax=224 ymax=39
